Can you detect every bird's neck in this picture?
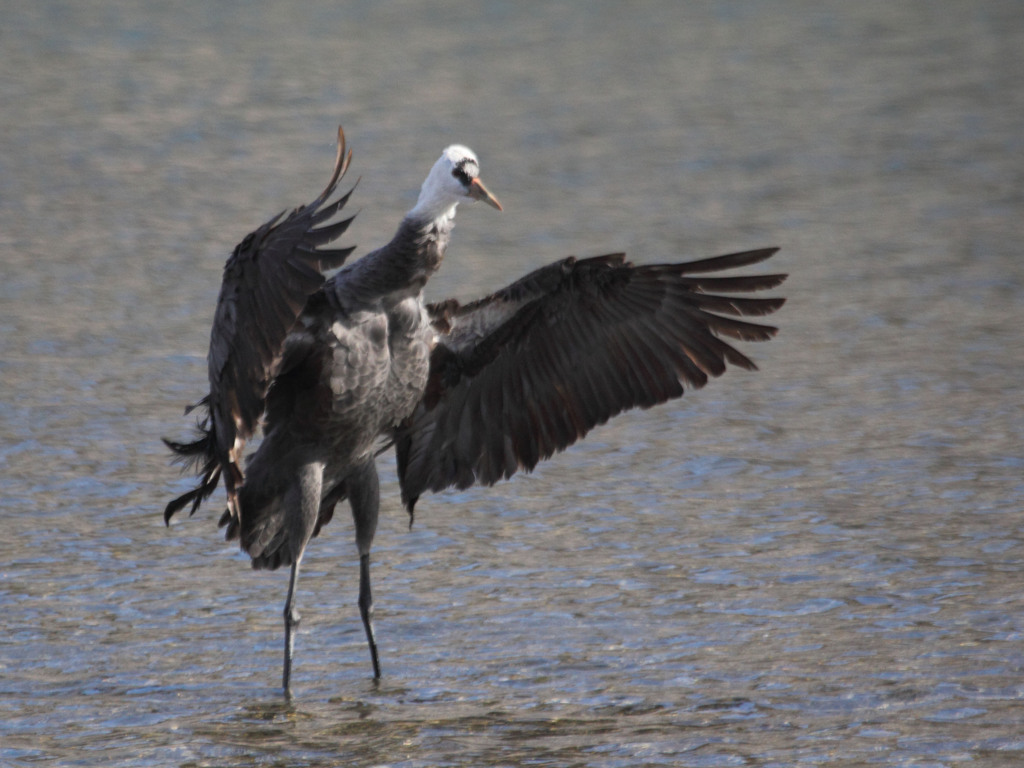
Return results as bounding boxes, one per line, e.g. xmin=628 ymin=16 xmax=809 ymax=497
xmin=408 ymin=191 xmax=459 ymax=223
xmin=394 ymin=208 xmax=456 ymax=280
xmin=333 ymin=211 xmax=455 ymax=308
xmin=407 ymin=158 xmax=464 ymax=222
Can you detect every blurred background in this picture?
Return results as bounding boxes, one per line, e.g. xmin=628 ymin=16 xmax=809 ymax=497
xmin=2 ymin=1 xmax=1022 ymax=766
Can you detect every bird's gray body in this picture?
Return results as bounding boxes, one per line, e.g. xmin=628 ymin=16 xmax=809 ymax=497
xmin=164 ymin=128 xmax=787 ymax=694
xmin=237 ymin=213 xmax=450 ymax=570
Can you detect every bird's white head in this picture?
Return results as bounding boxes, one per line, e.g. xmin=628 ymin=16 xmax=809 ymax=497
xmin=409 ymin=145 xmax=502 ymax=221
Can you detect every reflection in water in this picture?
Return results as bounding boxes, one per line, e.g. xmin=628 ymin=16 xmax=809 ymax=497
xmin=2 ymin=0 xmax=1024 ymax=766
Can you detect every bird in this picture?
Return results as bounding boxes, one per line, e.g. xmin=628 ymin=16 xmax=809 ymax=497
xmin=164 ymin=126 xmax=786 ymax=695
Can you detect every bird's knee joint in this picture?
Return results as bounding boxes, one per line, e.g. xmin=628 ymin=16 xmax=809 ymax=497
xmin=358 ymin=593 xmax=373 ymax=615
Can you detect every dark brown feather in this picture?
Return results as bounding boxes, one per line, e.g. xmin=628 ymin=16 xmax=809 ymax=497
xmin=165 ymin=127 xmax=357 ymax=525
xmin=395 ymin=248 xmax=786 ymax=513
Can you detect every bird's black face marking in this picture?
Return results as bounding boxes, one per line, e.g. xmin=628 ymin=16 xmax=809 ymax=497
xmin=451 ymin=158 xmax=478 ymax=187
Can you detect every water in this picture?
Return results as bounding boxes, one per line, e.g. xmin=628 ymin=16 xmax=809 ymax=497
xmin=2 ymin=1 xmax=1023 ymax=765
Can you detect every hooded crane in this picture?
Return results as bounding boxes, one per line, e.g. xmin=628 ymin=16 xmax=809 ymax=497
xmin=165 ymin=127 xmax=786 ymax=695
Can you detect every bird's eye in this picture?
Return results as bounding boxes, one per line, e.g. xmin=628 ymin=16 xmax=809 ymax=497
xmin=451 ymin=159 xmax=475 ymax=186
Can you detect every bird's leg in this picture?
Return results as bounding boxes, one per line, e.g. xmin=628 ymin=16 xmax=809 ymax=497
xmin=358 ymin=552 xmax=381 ymax=678
xmin=280 ymin=461 xmax=323 ymax=697
xmin=348 ymin=459 xmax=381 ymax=678
xmin=283 ymin=554 xmax=303 ymax=697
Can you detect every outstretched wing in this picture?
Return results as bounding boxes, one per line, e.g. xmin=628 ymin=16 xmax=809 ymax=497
xmin=165 ymin=127 xmax=357 ymax=523
xmin=395 ymin=247 xmax=786 ymax=514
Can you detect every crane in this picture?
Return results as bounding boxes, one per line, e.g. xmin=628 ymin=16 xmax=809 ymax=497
xmin=165 ymin=127 xmax=786 ymax=695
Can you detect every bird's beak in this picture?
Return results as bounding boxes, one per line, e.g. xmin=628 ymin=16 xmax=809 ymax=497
xmin=467 ymin=178 xmax=502 ymax=211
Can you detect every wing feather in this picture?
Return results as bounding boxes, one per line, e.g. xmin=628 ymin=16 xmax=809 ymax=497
xmin=395 ymin=247 xmax=786 ymax=514
xmin=165 ymin=127 xmax=357 ymax=523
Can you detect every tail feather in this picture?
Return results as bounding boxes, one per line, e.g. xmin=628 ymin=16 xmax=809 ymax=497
xmin=214 ymin=480 xmax=348 ymax=571
xmin=164 ymin=464 xmax=221 ymax=523
xmin=163 ymin=397 xmax=222 ymax=525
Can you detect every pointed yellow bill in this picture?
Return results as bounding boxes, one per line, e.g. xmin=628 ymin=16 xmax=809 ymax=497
xmin=467 ymin=177 xmax=502 ymax=210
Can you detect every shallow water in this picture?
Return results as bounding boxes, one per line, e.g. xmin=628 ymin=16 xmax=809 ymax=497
xmin=3 ymin=1 xmax=1024 ymax=765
